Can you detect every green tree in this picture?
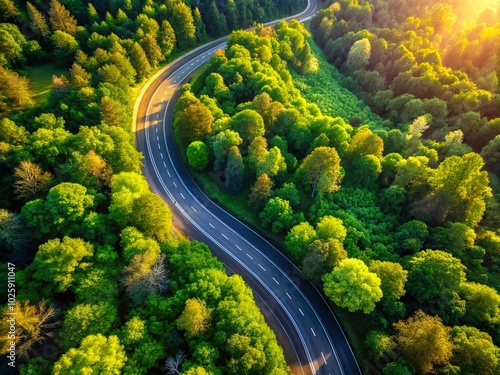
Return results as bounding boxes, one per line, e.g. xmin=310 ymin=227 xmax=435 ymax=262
xmin=299 ymin=147 xmax=343 ymax=197
xmin=231 ymin=109 xmax=265 ymax=149
xmin=159 ymin=20 xmax=176 ymax=57
xmin=129 ymin=42 xmax=151 ymax=82
xmin=140 ymin=33 xmax=162 ymax=68
xmin=481 ymin=135 xmax=500 ymax=175
xmin=174 ymin=93 xmax=213 ymax=147
xmin=109 ymin=172 xmax=149 ymax=227
xmin=315 ymin=215 xmax=346 ymax=242
xmin=211 ymin=130 xmax=242 ymax=173
xmin=323 ymin=258 xmax=382 ymax=314
xmin=177 ymin=298 xmax=211 ymax=338
xmin=346 ymin=38 xmax=371 ymax=72
xmin=393 ymin=310 xmax=453 ymax=374
xmin=285 ymin=222 xmax=317 ymax=262
xmin=51 ymin=30 xmax=79 ymax=63
xmin=260 ymin=197 xmax=294 ymax=233
xmin=32 ymin=237 xmax=93 ymax=292
xmin=224 ymin=146 xmax=244 ymax=194
xmin=131 ymin=192 xmax=172 ymax=240
xmin=170 ymin=1 xmax=195 ymax=48
xmin=187 ymin=141 xmax=210 ymax=171
xmin=415 ymin=153 xmax=491 ymax=227
xmin=460 ymin=282 xmax=500 ymax=327
xmin=0 ymin=24 xmax=25 ymax=66
xmin=369 ymin=260 xmax=407 ymax=301
xmin=59 ymin=302 xmax=118 ymax=349
xmin=450 ymin=326 xmax=500 ymax=375
xmin=406 ymin=250 xmax=466 ymax=303
xmin=302 ymin=239 xmax=347 ymax=283
xmin=53 ymin=335 xmax=126 ymax=375
xmin=49 ymin=0 xmax=78 ymax=35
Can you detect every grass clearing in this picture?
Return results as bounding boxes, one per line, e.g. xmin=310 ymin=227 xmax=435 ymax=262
xmin=291 ymin=37 xmax=385 ymax=131
xmin=25 ymin=64 xmax=68 ymax=106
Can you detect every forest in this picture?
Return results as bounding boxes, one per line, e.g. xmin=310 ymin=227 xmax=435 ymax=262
xmin=0 ymin=0 xmax=499 ymax=374
xmin=0 ymin=0 xmax=306 ymax=374
xmin=174 ymin=0 xmax=500 ymax=374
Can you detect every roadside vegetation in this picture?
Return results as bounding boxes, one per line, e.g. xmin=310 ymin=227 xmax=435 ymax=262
xmin=0 ymin=0 xmax=308 ymax=374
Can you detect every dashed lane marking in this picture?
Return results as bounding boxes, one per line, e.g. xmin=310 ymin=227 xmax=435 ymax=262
xmin=163 ymin=162 xmax=166 ymax=168
xmin=180 ymin=193 xmax=185 ymax=200
xmin=299 ymin=308 xmax=304 ymax=316
xmin=258 ymin=264 xmax=266 ymax=271
xmin=222 ymin=233 xmax=229 ymax=240
xmin=311 ymin=328 xmax=316 ymax=337
xmin=286 ymin=292 xmax=292 ymax=300
xmin=247 ymin=253 xmax=253 ymax=260
xmin=191 ymin=206 xmax=197 ymax=213
xmin=209 ymin=223 xmax=215 ymax=228
xmin=173 ymin=181 xmax=177 ymax=187
xmin=167 ymin=170 xmax=171 ymax=177
xmin=160 ymin=153 xmax=163 ymax=159
xmin=236 ymin=245 xmax=242 ymax=250
xmin=272 ymin=277 xmax=280 ymax=285
xmin=321 ymin=352 xmax=328 ymax=365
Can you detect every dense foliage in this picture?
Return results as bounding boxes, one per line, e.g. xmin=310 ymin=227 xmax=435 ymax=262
xmin=0 ymin=0 xmax=305 ymax=373
xmin=177 ymin=6 xmax=500 ymax=373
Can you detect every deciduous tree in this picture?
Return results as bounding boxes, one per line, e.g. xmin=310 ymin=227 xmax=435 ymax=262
xmin=299 ymin=146 xmax=342 ymax=198
xmin=14 ymin=160 xmax=53 ymax=200
xmin=177 ymin=298 xmax=211 ymax=337
xmin=323 ymin=258 xmax=382 ymax=313
xmin=53 ymin=334 xmax=126 ymax=374
xmin=393 ymin=310 xmax=453 ymax=374
xmin=32 ymin=237 xmax=94 ymax=292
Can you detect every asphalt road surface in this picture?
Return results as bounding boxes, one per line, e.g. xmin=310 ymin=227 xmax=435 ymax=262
xmin=134 ymin=1 xmax=362 ymax=374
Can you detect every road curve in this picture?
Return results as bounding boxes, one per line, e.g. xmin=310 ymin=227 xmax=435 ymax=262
xmin=134 ymin=1 xmax=362 ymax=374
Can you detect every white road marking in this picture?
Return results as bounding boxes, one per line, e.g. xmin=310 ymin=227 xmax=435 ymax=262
xmin=272 ymin=277 xmax=280 ymax=285
xmin=173 ymin=181 xmax=177 ymax=187
xmin=190 ymin=63 xmax=194 ymax=66
xmin=258 ymin=264 xmax=266 ymax=271
xmin=209 ymin=223 xmax=215 ymax=228
xmin=191 ymin=206 xmax=197 ymax=212
xmin=246 ymin=253 xmax=253 ymax=260
xmin=299 ymin=308 xmax=304 ymax=316
xmin=173 ymin=80 xmax=176 ymax=84
xmin=158 ymin=143 xmax=161 ymax=149
xmin=286 ymin=292 xmax=292 ymax=300
xmin=196 ymin=59 xmax=199 ymax=62
xmin=156 ymin=128 xmax=158 ymax=132
xmin=167 ymin=170 xmax=171 ymax=177
xmin=222 ymin=233 xmax=229 ymax=240
xmin=311 ymin=328 xmax=316 ymax=337
xmin=236 ymin=245 xmax=241 ymax=250
xmin=180 ymin=193 xmax=185 ymax=200
xmin=157 ymin=136 xmax=159 ymax=142
xmin=163 ymin=162 xmax=166 ymax=168
xmin=321 ymin=352 xmax=328 ymax=365
xmin=160 ymin=153 xmax=163 ymax=159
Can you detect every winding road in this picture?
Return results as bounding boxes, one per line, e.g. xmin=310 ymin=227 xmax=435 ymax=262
xmin=134 ymin=1 xmax=362 ymax=374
